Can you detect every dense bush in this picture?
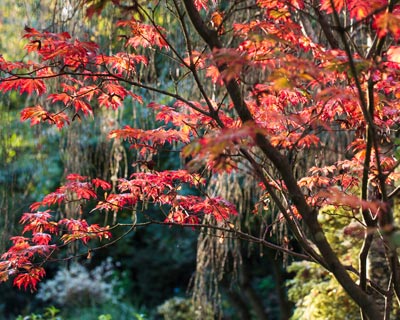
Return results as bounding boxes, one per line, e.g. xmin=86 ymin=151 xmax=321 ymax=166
xmin=157 ymin=297 xmax=213 ymax=320
xmin=37 ymin=258 xmax=120 ymax=307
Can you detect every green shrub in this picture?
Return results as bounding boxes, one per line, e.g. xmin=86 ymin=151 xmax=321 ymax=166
xmin=157 ymin=297 xmax=213 ymax=320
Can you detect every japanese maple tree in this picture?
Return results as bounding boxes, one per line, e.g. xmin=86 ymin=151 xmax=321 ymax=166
xmin=0 ymin=0 xmax=399 ymax=318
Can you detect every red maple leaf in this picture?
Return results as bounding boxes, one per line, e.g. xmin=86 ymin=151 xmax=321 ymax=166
xmin=0 ymin=78 xmax=46 ymax=95
xmin=20 ymin=106 xmax=49 ymax=125
xmin=117 ymin=19 xmax=169 ymax=49
xmin=373 ymin=12 xmax=400 ymax=40
xmin=347 ymin=0 xmax=386 ymax=20
xmin=32 ymin=233 xmax=52 ymax=245
xmin=92 ymin=178 xmax=112 ymax=190
xmin=13 ymin=267 xmax=46 ymax=291
xmin=194 ymin=0 xmax=209 ymax=11
xmin=319 ymin=0 xmax=345 ymax=14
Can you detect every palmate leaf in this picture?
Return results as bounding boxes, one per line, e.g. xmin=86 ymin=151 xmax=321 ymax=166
xmin=289 ymin=0 xmax=305 ymax=9
xmin=347 ymin=0 xmax=386 ymax=20
xmin=13 ymin=267 xmax=46 ymax=291
xmin=29 ymin=174 xmax=101 ymax=210
xmin=91 ymin=178 xmax=112 ymax=190
xmin=96 ymin=53 xmax=148 ymax=73
xmin=48 ymin=92 xmax=73 ymax=105
xmin=20 ymin=105 xmax=48 ymax=124
xmin=92 ymin=169 xmax=236 ymax=223
xmin=59 ymin=219 xmax=111 ymax=244
xmin=23 ymin=26 xmax=98 ymax=68
xmin=109 ymin=126 xmax=191 ymax=156
xmin=73 ymin=99 xmax=93 ymax=116
xmin=94 ymin=193 xmax=136 ymax=212
xmin=116 ymin=19 xmax=169 ymax=49
xmin=20 ymin=211 xmax=57 ymax=234
xmin=0 ymin=77 xmax=46 ymax=95
xmin=165 ymin=195 xmax=237 ymax=223
xmin=31 ymin=233 xmax=52 ymax=246
xmin=194 ymin=0 xmax=214 ymax=12
xmin=20 ymin=105 xmax=70 ymax=129
xmin=374 ymin=11 xmax=400 ymax=40
xmin=319 ymin=0 xmax=345 ymax=14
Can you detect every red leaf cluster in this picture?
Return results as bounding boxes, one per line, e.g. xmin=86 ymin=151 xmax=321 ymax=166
xmin=117 ymin=19 xmax=169 ymax=49
xmin=0 ymin=174 xmax=113 ymax=291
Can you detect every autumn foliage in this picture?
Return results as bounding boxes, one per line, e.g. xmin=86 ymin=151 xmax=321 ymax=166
xmin=0 ymin=0 xmax=399 ymax=318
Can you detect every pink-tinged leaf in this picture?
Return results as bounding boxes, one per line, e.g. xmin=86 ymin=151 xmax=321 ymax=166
xmin=117 ymin=19 xmax=169 ymax=49
xmin=318 ymin=188 xmax=387 ymax=215
xmin=92 ymin=178 xmax=111 ymax=190
xmin=319 ymin=0 xmax=345 ymax=14
xmin=20 ymin=106 xmax=49 ymax=125
xmin=194 ymin=0 xmax=208 ymax=11
xmin=182 ymin=122 xmax=265 ymax=172
xmin=183 ymin=50 xmax=207 ymax=69
xmin=183 ymin=196 xmax=237 ymax=221
xmin=289 ymin=0 xmax=304 ymax=9
xmin=73 ymin=183 xmax=97 ymax=200
xmin=9 ymin=236 xmax=30 ymax=246
xmin=20 ymin=106 xmax=69 ymax=129
xmin=51 ymin=112 xmax=70 ymax=129
xmin=29 ymin=202 xmax=43 ymax=211
xmin=109 ymin=126 xmax=191 ymax=155
xmin=77 ymin=85 xmax=99 ymax=102
xmin=66 ymin=173 xmax=88 ymax=181
xmin=97 ymin=53 xmax=148 ymax=72
xmin=124 ymin=171 xmax=204 ymax=193
xmin=297 ymin=134 xmax=320 ymax=148
xmin=87 ymin=224 xmax=111 ymax=241
xmin=23 ymin=26 xmax=41 ymax=38
xmin=165 ymin=210 xmax=200 ymax=226
xmin=59 ymin=219 xmax=110 ymax=244
xmin=387 ymin=46 xmax=400 ymax=63
xmin=32 ymin=233 xmax=52 ymax=245
xmin=98 ymin=93 xmax=123 ymax=109
xmin=94 ymin=193 xmax=136 ymax=212
xmin=212 ymin=48 xmax=248 ymax=82
xmin=40 ymin=190 xmax=66 ymax=207
xmin=32 ymin=175 xmax=99 ymax=210
xmin=20 ymin=211 xmax=56 ymax=234
xmin=97 ymin=82 xmax=138 ymax=110
xmin=48 ymin=92 xmax=73 ymax=105
xmin=102 ymin=82 xmax=129 ymax=98
xmin=298 ymin=176 xmax=333 ymax=191
xmin=374 ymin=12 xmax=400 ymax=40
xmin=59 ymin=218 xmax=89 ymax=232
xmin=347 ymin=0 xmax=386 ymax=20
xmin=206 ymin=65 xmax=223 ymax=85
xmin=73 ymin=99 xmax=93 ymax=116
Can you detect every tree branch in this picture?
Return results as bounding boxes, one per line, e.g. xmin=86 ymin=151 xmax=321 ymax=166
xmin=182 ymin=1 xmax=381 ymax=318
